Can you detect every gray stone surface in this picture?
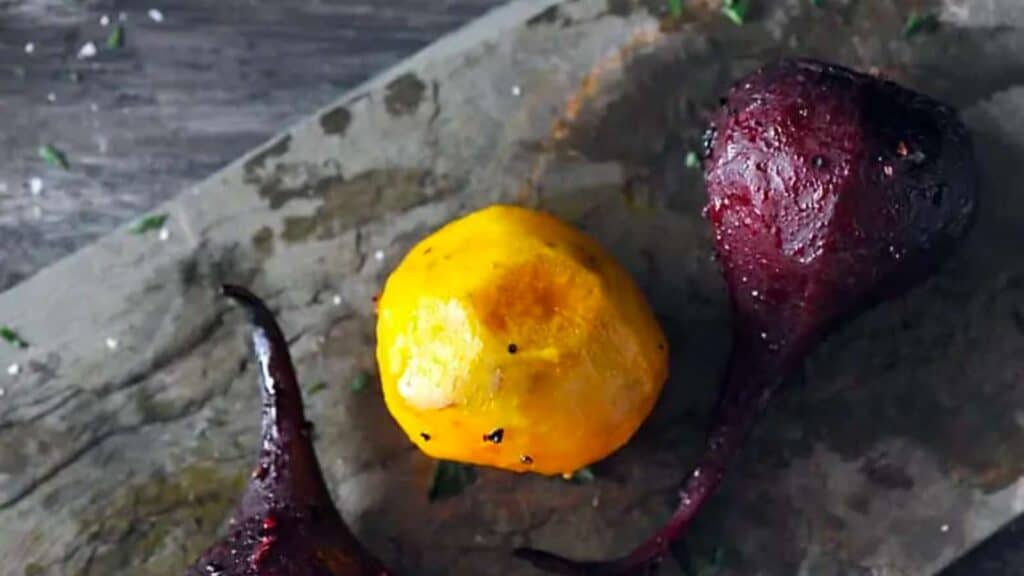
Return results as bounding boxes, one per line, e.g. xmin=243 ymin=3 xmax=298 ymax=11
xmin=2 ymin=0 xmax=1024 ymax=575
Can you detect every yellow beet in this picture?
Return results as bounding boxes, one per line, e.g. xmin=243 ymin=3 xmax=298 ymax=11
xmin=375 ymin=205 xmax=668 ymax=476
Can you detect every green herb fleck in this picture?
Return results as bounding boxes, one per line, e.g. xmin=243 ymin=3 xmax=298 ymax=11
xmin=0 ymin=326 xmax=29 ymax=349
xmin=811 ymin=0 xmax=824 ymax=6
xmin=428 ymin=460 xmax=477 ymax=501
xmin=107 ymin=24 xmax=125 ymax=49
xmin=350 ymin=371 xmax=370 ymax=392
xmin=903 ymin=12 xmax=938 ymax=38
xmin=721 ymin=0 xmax=749 ymax=26
xmin=667 ymin=0 xmax=683 ymax=17
xmin=130 ymin=213 xmax=169 ymax=234
xmin=566 ymin=467 xmax=596 ymax=484
xmin=38 ymin=145 xmax=69 ymax=170
xmin=685 ymin=151 xmax=701 ymax=169
xmin=307 ymin=381 xmax=328 ymax=396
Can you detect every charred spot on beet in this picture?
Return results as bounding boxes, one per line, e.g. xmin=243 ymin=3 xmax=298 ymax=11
xmin=483 ymin=428 xmax=505 ymax=444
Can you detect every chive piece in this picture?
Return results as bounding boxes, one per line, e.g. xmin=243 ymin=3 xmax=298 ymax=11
xmin=685 ymin=151 xmax=701 ymax=169
xmin=306 ymin=381 xmax=328 ymax=396
xmin=0 ymin=326 xmax=29 ymax=349
xmin=37 ymin=145 xmax=69 ymax=170
xmin=667 ymin=0 xmax=683 ymax=17
xmin=107 ymin=24 xmax=125 ymax=49
xmin=903 ymin=12 xmax=939 ymax=38
xmin=721 ymin=0 xmax=749 ymax=26
xmin=428 ymin=460 xmax=477 ymax=501
xmin=567 ymin=467 xmax=596 ymax=484
xmin=130 ymin=213 xmax=169 ymax=234
xmin=350 ymin=371 xmax=370 ymax=392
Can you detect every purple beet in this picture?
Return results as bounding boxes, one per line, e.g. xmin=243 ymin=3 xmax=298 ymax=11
xmin=187 ymin=285 xmax=392 ymax=576
xmin=516 ymin=58 xmax=978 ymax=574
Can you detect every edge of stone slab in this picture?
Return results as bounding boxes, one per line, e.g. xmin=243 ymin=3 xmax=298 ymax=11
xmin=0 ymin=0 xmax=561 ymax=359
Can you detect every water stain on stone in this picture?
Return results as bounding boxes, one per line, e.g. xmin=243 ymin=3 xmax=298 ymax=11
xmin=251 ymin=226 xmax=274 ymax=260
xmin=605 ymin=0 xmax=634 ymax=18
xmin=320 ymin=106 xmax=352 ymax=136
xmin=243 ymin=134 xmax=291 ymax=176
xmin=281 ymin=168 xmax=443 ymax=244
xmin=860 ymin=452 xmax=915 ymax=491
xmin=527 ymin=5 xmax=567 ymax=27
xmin=384 ymin=73 xmax=427 ymax=117
xmin=76 ymin=464 xmax=246 ymax=576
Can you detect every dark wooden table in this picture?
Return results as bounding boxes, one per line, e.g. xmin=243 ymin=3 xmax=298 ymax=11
xmin=0 ymin=0 xmax=505 ymax=291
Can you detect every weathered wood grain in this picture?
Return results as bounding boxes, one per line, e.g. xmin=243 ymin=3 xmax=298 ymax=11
xmin=0 ymin=0 xmax=505 ymax=291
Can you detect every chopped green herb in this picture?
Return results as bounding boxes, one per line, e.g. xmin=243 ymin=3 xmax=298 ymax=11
xmin=306 ymin=381 xmax=328 ymax=396
xmin=721 ymin=0 xmax=749 ymax=26
xmin=903 ymin=12 xmax=939 ymax=38
xmin=811 ymin=0 xmax=824 ymax=6
xmin=667 ymin=0 xmax=683 ymax=17
xmin=685 ymin=151 xmax=701 ymax=169
xmin=428 ymin=460 xmax=477 ymax=501
xmin=566 ymin=466 xmax=596 ymax=484
xmin=106 ymin=24 xmax=125 ymax=49
xmin=130 ymin=213 xmax=169 ymax=234
xmin=0 ymin=326 xmax=29 ymax=349
xmin=37 ymin=145 xmax=69 ymax=170
xmin=350 ymin=371 xmax=370 ymax=392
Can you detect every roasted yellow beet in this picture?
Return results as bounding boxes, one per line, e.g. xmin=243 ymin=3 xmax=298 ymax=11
xmin=375 ymin=205 xmax=668 ymax=476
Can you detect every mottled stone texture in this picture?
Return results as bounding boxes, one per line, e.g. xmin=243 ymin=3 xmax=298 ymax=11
xmin=2 ymin=1 xmax=1024 ymax=575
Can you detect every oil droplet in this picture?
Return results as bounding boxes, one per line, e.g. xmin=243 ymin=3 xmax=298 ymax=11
xmin=751 ymin=290 xmax=760 ymax=298
xmin=883 ymin=165 xmax=894 ymax=178
xmin=7 ymin=363 xmax=20 ymax=376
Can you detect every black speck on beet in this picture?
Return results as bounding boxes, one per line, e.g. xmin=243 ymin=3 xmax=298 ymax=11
xmin=483 ymin=428 xmax=505 ymax=444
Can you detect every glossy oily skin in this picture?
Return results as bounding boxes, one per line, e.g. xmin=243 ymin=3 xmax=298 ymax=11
xmin=186 ymin=286 xmax=391 ymax=576
xmin=376 ymin=205 xmax=668 ymax=476
xmin=517 ymin=58 xmax=977 ymax=574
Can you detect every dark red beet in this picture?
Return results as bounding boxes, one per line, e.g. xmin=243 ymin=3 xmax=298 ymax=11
xmin=186 ymin=285 xmax=392 ymax=576
xmin=516 ymin=58 xmax=977 ymax=574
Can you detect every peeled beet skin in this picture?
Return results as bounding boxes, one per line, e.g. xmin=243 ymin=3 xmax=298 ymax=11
xmin=517 ymin=59 xmax=977 ymax=574
xmin=186 ymin=286 xmax=392 ymax=576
